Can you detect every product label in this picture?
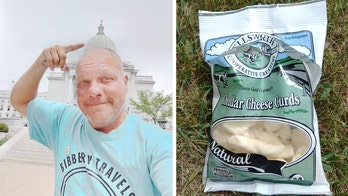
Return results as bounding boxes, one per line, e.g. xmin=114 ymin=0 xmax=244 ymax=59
xmin=205 ymin=31 xmax=317 ymax=185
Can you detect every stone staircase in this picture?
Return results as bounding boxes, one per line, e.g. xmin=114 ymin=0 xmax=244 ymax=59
xmin=0 ymin=128 xmax=54 ymax=166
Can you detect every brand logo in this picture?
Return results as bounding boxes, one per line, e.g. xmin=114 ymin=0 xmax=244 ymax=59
xmin=225 ymin=33 xmax=278 ymax=78
xmin=210 ymin=140 xmax=286 ymax=175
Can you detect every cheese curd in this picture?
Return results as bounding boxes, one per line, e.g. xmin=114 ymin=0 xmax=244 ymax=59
xmin=212 ymin=121 xmax=310 ymax=163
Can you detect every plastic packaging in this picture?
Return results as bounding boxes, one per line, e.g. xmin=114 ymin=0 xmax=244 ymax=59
xmin=199 ymin=0 xmax=331 ymax=195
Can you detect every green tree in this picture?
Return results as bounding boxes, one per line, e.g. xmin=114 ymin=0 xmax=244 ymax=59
xmin=130 ymin=90 xmax=172 ymax=124
xmin=0 ymin=122 xmax=9 ymax=133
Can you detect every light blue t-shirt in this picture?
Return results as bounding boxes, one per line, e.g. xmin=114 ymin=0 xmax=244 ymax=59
xmin=27 ymin=98 xmax=173 ymax=196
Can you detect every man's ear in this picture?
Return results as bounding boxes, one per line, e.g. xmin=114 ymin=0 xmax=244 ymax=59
xmin=124 ymin=75 xmax=128 ymax=85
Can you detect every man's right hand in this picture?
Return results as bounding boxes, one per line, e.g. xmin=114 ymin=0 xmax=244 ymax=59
xmin=11 ymin=43 xmax=85 ymax=116
xmin=39 ymin=43 xmax=85 ymax=71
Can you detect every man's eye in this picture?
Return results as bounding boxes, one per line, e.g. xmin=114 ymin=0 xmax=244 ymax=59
xmin=78 ymin=80 xmax=89 ymax=86
xmin=102 ymin=77 xmax=112 ymax=81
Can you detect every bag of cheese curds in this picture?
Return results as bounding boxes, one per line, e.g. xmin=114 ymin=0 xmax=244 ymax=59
xmin=199 ymin=0 xmax=331 ymax=195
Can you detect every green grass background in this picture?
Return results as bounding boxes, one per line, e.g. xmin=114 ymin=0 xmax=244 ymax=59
xmin=176 ymin=0 xmax=348 ymax=195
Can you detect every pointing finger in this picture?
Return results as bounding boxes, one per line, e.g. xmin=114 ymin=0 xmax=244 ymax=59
xmin=63 ymin=43 xmax=85 ymax=53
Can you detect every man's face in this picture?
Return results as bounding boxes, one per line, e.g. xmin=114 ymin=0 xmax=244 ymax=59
xmin=76 ymin=48 xmax=128 ymax=133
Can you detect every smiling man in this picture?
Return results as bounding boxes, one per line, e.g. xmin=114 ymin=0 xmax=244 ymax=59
xmin=10 ymin=43 xmax=173 ymax=196
xmin=76 ymin=48 xmax=128 ymax=133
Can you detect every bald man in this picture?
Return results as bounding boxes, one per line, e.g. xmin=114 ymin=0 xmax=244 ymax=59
xmin=11 ymin=44 xmax=172 ymax=196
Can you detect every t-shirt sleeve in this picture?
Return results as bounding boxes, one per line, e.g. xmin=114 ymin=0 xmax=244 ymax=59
xmin=27 ymin=97 xmax=67 ymax=150
xmin=147 ymin=129 xmax=173 ymax=196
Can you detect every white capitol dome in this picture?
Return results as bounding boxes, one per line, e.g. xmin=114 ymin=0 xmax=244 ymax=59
xmin=84 ymin=22 xmax=117 ymax=53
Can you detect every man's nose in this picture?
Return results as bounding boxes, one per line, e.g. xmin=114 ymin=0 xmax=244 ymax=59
xmin=88 ymin=81 xmax=102 ymax=97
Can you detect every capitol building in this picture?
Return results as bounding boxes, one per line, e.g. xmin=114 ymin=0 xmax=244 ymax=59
xmin=1 ymin=23 xmax=171 ymax=130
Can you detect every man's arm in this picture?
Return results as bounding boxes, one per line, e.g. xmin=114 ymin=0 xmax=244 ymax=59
xmin=10 ymin=43 xmax=84 ymax=116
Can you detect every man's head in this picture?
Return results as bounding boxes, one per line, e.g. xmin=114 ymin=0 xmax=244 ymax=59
xmin=76 ymin=48 xmax=128 ymax=133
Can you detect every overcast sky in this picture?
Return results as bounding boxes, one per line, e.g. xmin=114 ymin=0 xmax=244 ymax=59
xmin=0 ymin=0 xmax=174 ymax=94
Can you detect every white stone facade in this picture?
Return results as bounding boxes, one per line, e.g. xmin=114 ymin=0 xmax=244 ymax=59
xmin=0 ymin=91 xmax=20 ymax=119
xmin=0 ymin=91 xmax=47 ymax=130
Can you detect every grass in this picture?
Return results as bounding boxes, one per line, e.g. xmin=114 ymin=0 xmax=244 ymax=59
xmin=0 ymin=137 xmax=8 ymax=146
xmin=176 ymin=0 xmax=348 ymax=195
